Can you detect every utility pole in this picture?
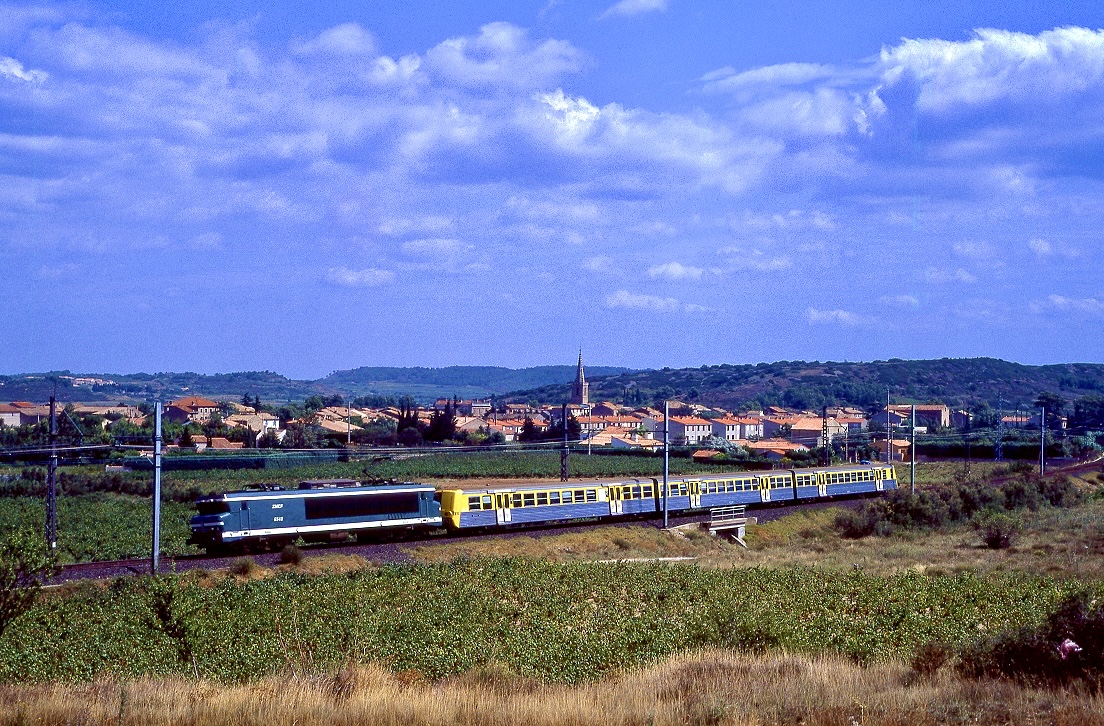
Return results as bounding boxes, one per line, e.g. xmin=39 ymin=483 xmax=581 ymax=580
xmin=663 ymin=400 xmax=669 ymax=529
xmin=1039 ymin=405 xmax=1046 ymax=476
xmin=560 ymin=403 xmax=569 ymax=482
xmin=346 ymin=402 xmax=351 ymax=446
xmin=910 ymin=404 xmax=916 ymax=493
xmin=821 ymin=406 xmax=830 ymax=467
xmin=152 ymin=402 xmax=162 ymax=575
xmin=886 ymin=388 xmax=892 ymax=464
xmin=995 ymin=394 xmax=1004 ymax=462
xmin=46 ymin=393 xmax=57 ymax=552
xmin=964 ymin=410 xmax=971 ymax=479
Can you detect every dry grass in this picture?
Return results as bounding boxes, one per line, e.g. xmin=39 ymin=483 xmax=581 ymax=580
xmin=408 ymin=523 xmax=736 ymax=564
xmin=2 ymin=650 xmax=1102 ymax=725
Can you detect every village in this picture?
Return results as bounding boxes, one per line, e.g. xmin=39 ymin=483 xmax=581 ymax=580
xmin=0 ymin=356 xmax=1059 ymax=464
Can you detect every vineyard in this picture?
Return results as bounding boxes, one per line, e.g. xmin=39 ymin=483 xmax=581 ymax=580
xmin=0 ymin=495 xmax=195 ymax=563
xmin=0 ymin=560 xmax=1095 ymax=683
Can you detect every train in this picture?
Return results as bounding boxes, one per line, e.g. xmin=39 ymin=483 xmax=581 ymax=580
xmin=188 ymin=464 xmax=897 ymax=553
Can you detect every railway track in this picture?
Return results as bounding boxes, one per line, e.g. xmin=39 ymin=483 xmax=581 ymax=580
xmin=48 ymin=498 xmax=858 ymax=584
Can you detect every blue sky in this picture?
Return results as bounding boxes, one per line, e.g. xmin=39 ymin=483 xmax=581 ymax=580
xmin=3 ymin=1 xmax=1104 ymax=378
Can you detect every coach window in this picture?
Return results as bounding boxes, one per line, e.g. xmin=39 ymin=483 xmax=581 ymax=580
xmin=523 ymin=493 xmax=536 ymax=507
xmin=562 ymin=491 xmax=573 ymax=504
xmin=482 ymin=495 xmax=492 ymax=508
xmin=585 ymin=490 xmax=597 ymax=503
xmin=550 ymin=491 xmax=561 ymax=505
xmin=536 ymin=492 xmax=548 ymax=506
xmin=512 ymin=494 xmax=523 ymax=508
xmin=643 ymin=485 xmax=653 ymax=497
xmin=575 ymin=490 xmax=586 ymax=502
xmin=468 ymin=496 xmax=481 ymax=510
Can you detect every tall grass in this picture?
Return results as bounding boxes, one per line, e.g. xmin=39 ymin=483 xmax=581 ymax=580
xmin=2 ymin=650 xmax=1102 ymax=725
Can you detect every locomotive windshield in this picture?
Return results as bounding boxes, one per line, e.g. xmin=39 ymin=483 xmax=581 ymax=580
xmin=196 ymin=500 xmax=231 ymax=515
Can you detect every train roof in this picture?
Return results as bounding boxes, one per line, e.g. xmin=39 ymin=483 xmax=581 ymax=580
xmin=441 ymin=464 xmax=892 ymax=495
xmin=207 ymin=483 xmax=435 ymax=501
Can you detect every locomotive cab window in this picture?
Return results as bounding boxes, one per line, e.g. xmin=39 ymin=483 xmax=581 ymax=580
xmin=197 ymin=501 xmax=231 ymax=515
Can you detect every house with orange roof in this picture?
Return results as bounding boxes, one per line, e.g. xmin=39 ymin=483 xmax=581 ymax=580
xmin=668 ymin=415 xmax=713 ymax=445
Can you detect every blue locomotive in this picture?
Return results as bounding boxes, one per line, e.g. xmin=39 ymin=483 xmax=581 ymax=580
xmin=187 ymin=479 xmax=441 ymax=553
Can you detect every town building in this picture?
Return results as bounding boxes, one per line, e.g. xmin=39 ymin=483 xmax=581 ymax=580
xmin=668 ymin=416 xmax=713 ymax=445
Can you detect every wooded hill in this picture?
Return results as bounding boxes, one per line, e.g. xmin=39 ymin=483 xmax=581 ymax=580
xmin=507 ymin=358 xmax=1104 ymax=415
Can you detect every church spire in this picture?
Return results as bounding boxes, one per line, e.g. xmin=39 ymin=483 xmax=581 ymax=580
xmin=570 ymin=350 xmax=589 ymax=405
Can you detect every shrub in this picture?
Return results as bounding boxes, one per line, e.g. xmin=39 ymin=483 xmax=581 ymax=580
xmin=910 ymin=641 xmax=953 ymax=677
xmin=279 ymin=545 xmax=303 ymax=566
xmin=958 ymin=591 xmax=1104 ymax=690
xmin=228 ymin=557 xmax=255 ymax=576
xmin=973 ymin=511 xmax=1020 ymax=550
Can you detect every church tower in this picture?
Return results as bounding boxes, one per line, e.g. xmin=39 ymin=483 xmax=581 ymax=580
xmin=570 ymin=350 xmax=589 ymax=405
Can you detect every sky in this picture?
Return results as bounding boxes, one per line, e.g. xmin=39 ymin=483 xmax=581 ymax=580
xmin=3 ymin=1 xmax=1104 ymax=378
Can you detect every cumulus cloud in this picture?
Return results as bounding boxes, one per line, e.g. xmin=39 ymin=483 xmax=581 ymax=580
xmin=326 ymin=267 xmax=395 ymax=287
xmin=424 ymin=22 xmax=583 ymax=89
xmin=806 ymin=307 xmax=869 ymax=325
xmin=606 ymin=290 xmax=705 ymax=313
xmin=599 ymin=0 xmax=668 ymax=20
xmin=401 ymin=238 xmax=472 ymax=256
xmin=582 ymin=255 xmax=615 ymax=273
xmin=924 ymin=267 xmax=978 ymax=284
xmin=879 ymin=294 xmax=920 ymax=308
xmin=0 ymin=56 xmax=46 ymax=82
xmin=292 ymin=23 xmax=377 ymax=56
xmin=1028 ymin=238 xmax=1052 ymax=256
xmin=647 ymin=261 xmax=702 ymax=280
xmin=1031 ymin=295 xmax=1104 ymax=316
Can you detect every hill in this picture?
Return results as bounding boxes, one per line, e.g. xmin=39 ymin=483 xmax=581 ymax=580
xmin=0 ymin=365 xmax=633 ymax=405
xmin=507 ymin=358 xmax=1104 ymax=413
xmin=320 ymin=365 xmax=633 ymax=401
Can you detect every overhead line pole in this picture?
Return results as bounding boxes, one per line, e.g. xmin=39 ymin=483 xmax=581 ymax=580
xmin=911 ymin=404 xmax=916 ymax=493
xmin=46 ymin=394 xmax=57 ymax=553
xmin=1039 ymin=405 xmax=1046 ymax=476
xmin=152 ymin=402 xmax=162 ymax=575
xmin=663 ymin=400 xmax=669 ymax=529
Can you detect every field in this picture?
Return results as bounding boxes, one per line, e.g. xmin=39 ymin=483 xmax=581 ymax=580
xmin=3 ymin=459 xmax=1104 ymax=723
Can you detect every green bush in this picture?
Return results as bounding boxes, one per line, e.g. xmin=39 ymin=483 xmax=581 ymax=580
xmin=279 ymin=545 xmax=303 ymax=566
xmin=973 ymin=511 xmax=1020 ymax=550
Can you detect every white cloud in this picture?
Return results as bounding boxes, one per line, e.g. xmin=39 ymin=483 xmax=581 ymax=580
xmin=401 ymin=238 xmax=472 ymax=256
xmin=879 ymin=294 xmax=920 ymax=308
xmin=1028 ymin=238 xmax=1052 ymax=256
xmin=1031 ymin=295 xmax=1104 ymax=316
xmin=424 ymin=22 xmax=583 ymax=89
xmin=924 ymin=267 xmax=977 ymax=284
xmin=952 ymin=240 xmax=993 ymax=259
xmin=582 ymin=255 xmax=615 ymax=273
xmin=806 ymin=307 xmax=869 ymax=325
xmin=880 ymin=27 xmax=1104 ymax=114
xmin=292 ymin=23 xmax=377 ymax=56
xmin=717 ymin=247 xmax=792 ymax=272
xmin=326 ymin=267 xmax=395 ymax=287
xmin=647 ymin=261 xmax=703 ymax=280
xmin=599 ymin=0 xmax=668 ymax=20
xmin=606 ymin=289 xmax=705 ymax=313
xmin=0 ymin=56 xmax=47 ymax=82
xmin=379 ymin=216 xmax=455 ymax=236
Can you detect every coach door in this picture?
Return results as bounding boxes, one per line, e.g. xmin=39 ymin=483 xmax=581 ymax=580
xmin=495 ymin=493 xmax=512 ymax=524
xmin=609 ymin=486 xmax=623 ymax=515
xmin=759 ymin=477 xmax=771 ymax=503
xmin=689 ymin=481 xmax=702 ymax=509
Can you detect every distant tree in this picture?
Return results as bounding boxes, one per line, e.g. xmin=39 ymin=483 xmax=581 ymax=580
xmin=179 ymin=426 xmax=194 ymax=449
xmin=517 ymin=417 xmax=539 ymax=442
xmin=1035 ymin=392 xmax=1067 ymax=421
xmin=424 ymin=401 xmax=457 ymax=442
xmin=398 ymin=426 xmax=423 ymax=447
